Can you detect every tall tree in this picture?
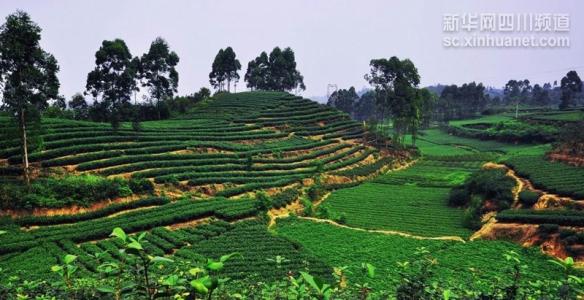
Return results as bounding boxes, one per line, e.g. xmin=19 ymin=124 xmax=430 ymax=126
xmin=86 ymin=39 xmax=137 ymax=129
xmin=244 ymin=47 xmax=305 ymax=92
xmin=68 ymin=93 xmax=88 ymax=120
xmin=244 ymin=51 xmax=269 ymax=90
xmin=559 ymin=71 xmax=582 ymax=109
xmin=531 ymin=84 xmax=551 ymax=106
xmin=364 ymin=57 xmax=420 ymax=147
xmin=209 ymin=47 xmax=241 ymax=92
xmin=353 ymin=90 xmax=378 ymax=121
xmin=327 ymin=86 xmax=359 ymax=116
xmin=223 ymin=47 xmax=241 ymax=92
xmin=139 ymin=37 xmax=179 ymax=119
xmin=504 ymin=79 xmax=531 ymax=117
xmin=51 ymin=95 xmax=66 ymax=110
xmin=0 ymin=11 xmax=60 ymax=185
xmin=209 ymin=49 xmax=225 ymax=91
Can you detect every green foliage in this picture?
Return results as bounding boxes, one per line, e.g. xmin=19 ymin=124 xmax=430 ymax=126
xmin=506 ymin=154 xmax=584 ymax=198
xmin=277 ymin=218 xmax=580 ymax=297
xmin=306 ymin=183 xmax=324 ymax=202
xmin=364 ymin=56 xmax=420 ymax=146
xmin=271 ymin=188 xmax=299 ymax=209
xmin=139 ymin=37 xmax=179 ymax=107
xmin=128 ymin=177 xmax=155 ymax=194
xmin=449 ymin=168 xmax=515 ymax=229
xmin=0 ymin=198 xmax=258 ymax=255
xmin=86 ymin=39 xmax=137 ymax=129
xmin=448 ymin=187 xmax=469 ymax=207
xmin=497 ymin=209 xmax=584 ymax=227
xmin=518 ymin=190 xmax=541 ymax=207
xmin=455 ymin=168 xmax=515 ymax=209
xmin=12 ymin=197 xmax=169 ymax=226
xmin=0 ymin=11 xmax=60 ymax=185
xmin=323 ymin=183 xmax=471 ymax=237
xmin=0 ymin=175 xmax=140 ymax=209
xmin=209 ymin=46 xmax=241 ymax=92
xmin=448 ymin=117 xmax=558 ymax=143
xmin=244 ymin=47 xmax=305 ymax=91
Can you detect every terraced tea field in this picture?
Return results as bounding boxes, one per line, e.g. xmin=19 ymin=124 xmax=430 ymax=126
xmin=0 ymin=92 xmax=392 ymax=283
xmin=0 ymin=91 xmax=581 ymax=297
xmin=0 ymin=92 xmax=375 ymax=199
xmin=506 ymin=154 xmax=584 ymax=199
xmin=320 ymin=155 xmax=489 ymax=238
xmin=275 ymin=218 xmax=566 ymax=293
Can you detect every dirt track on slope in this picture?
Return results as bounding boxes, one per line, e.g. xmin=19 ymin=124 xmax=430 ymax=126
xmin=274 ymin=216 xmax=466 ymax=242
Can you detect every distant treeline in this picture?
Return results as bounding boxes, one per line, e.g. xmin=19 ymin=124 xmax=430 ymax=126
xmin=328 ymin=72 xmax=583 ymax=123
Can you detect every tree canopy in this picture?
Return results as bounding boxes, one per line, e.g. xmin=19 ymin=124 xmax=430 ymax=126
xmin=436 ymin=82 xmax=487 ymax=121
xmin=244 ymin=47 xmax=305 ymax=92
xmin=86 ymin=39 xmax=137 ymax=128
xmin=209 ymin=47 xmax=241 ymax=92
xmin=0 ymin=10 xmax=60 ymax=184
xmin=327 ymin=86 xmax=359 ymax=116
xmin=139 ymin=38 xmax=179 ymax=103
xmin=560 ymin=71 xmax=582 ymax=109
xmin=365 ymin=57 xmax=420 ymax=146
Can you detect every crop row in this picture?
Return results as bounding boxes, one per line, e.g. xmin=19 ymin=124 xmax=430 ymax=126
xmin=322 ymin=183 xmax=472 ymax=238
xmin=505 ymin=155 xmax=584 ymax=199
xmin=334 ymin=156 xmax=394 ymax=178
xmin=0 ymin=125 xmax=266 ymax=149
xmin=1 ymin=131 xmax=288 ymax=160
xmin=174 ymin=221 xmax=332 ymax=281
xmin=0 ymin=198 xmax=258 ymax=255
xmin=496 ymin=209 xmax=584 ymax=226
xmin=296 ymin=121 xmax=361 ymax=136
xmin=78 ymin=142 xmax=347 ymax=172
xmin=271 ymin=188 xmax=300 ymax=209
xmin=215 ymin=177 xmax=303 ymax=197
xmin=130 ymin=146 xmax=365 ymax=179
xmin=40 ymin=138 xmax=332 ymax=168
xmin=12 ymin=197 xmax=170 ymax=227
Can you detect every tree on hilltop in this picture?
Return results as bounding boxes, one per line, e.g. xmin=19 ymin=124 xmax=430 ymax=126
xmin=86 ymin=39 xmax=138 ymax=129
xmin=139 ymin=37 xmax=179 ymax=119
xmin=245 ymin=47 xmax=305 ymax=92
xmin=209 ymin=47 xmax=241 ymax=92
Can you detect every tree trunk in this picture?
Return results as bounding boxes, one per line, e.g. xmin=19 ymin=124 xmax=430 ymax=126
xmin=157 ymin=99 xmax=161 ymax=120
xmin=227 ymin=79 xmax=231 ymax=92
xmin=19 ymin=109 xmax=30 ymax=186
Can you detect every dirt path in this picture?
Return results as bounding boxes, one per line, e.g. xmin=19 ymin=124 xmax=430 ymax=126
xmin=267 ymin=199 xmax=303 ymax=227
xmin=266 ymin=158 xmax=469 ymax=242
xmin=274 ymin=216 xmax=466 ymax=242
xmin=482 ymin=162 xmax=583 ymax=209
xmin=482 ymin=162 xmax=524 ymax=207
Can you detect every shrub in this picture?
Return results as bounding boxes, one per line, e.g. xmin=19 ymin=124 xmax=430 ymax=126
xmin=129 ymin=177 xmax=155 ymax=194
xmin=462 ymin=195 xmax=484 ymax=230
xmin=537 ymin=223 xmax=559 ymax=236
xmin=463 ymin=168 xmax=515 ymax=210
xmin=448 ymin=187 xmax=469 ymax=207
xmin=0 ymin=175 xmax=136 ymax=210
xmin=519 ymin=190 xmax=540 ymax=207
xmin=307 ymin=184 xmax=324 ymax=202
xmin=254 ymin=192 xmax=272 ymax=212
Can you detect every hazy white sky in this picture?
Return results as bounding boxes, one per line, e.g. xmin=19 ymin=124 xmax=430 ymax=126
xmin=0 ymin=0 xmax=582 ymax=101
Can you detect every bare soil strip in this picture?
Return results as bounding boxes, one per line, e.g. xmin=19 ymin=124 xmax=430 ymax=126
xmin=274 ymin=216 xmax=466 ymax=242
